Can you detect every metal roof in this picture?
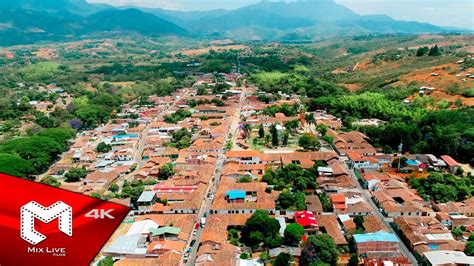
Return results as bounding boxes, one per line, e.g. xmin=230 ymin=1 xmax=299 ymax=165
xmin=353 ymin=231 xmax=399 ymax=243
xmin=226 ymin=190 xmax=246 ymax=200
xmin=137 ymin=191 xmax=156 ymax=203
xmin=424 ymin=251 xmax=474 ymax=265
xmin=103 ymin=234 xmax=147 ymax=255
xmin=149 ymin=226 xmax=181 ymax=236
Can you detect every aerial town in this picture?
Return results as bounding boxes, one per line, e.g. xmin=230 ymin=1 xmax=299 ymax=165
xmin=27 ymin=70 xmax=470 ymax=266
xmin=0 ymin=1 xmax=473 ymax=265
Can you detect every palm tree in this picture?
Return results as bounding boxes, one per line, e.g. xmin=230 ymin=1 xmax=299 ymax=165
xmin=242 ymin=123 xmax=252 ymax=139
xmin=305 ymin=113 xmax=315 ymax=133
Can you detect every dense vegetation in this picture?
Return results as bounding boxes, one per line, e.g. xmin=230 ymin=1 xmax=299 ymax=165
xmin=408 ymin=173 xmax=473 ymax=202
xmin=0 ymin=127 xmax=75 ymax=178
xmin=263 ymin=163 xmax=317 ymax=191
xmin=240 ymin=210 xmax=282 ymax=250
xmin=308 ymin=93 xmax=473 ymax=163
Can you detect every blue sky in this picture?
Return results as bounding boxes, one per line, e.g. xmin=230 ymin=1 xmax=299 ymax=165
xmin=87 ymin=0 xmax=474 ymax=29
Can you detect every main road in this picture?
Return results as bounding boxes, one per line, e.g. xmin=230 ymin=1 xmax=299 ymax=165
xmin=343 ymin=162 xmax=419 ymax=265
xmin=184 ymin=87 xmax=246 ymax=265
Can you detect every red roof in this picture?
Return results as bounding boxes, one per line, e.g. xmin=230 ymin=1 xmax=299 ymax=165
xmin=295 ymin=211 xmax=318 ymax=228
xmin=440 ymin=155 xmax=460 ymax=167
xmin=347 ymin=151 xmax=364 ymax=161
xmin=153 ymin=185 xmax=197 ymax=193
xmin=330 ymin=194 xmax=345 ymax=204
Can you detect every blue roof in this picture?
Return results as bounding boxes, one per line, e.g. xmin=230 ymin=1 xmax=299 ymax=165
xmin=226 ymin=190 xmax=246 ymax=200
xmin=353 ymin=231 xmax=399 ymax=243
xmin=113 ymin=134 xmax=139 ymax=139
xmin=406 ymin=159 xmax=418 ymax=166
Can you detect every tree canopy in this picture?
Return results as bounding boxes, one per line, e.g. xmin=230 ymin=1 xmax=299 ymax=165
xmin=301 ymin=234 xmax=339 ymax=266
xmin=284 ymin=223 xmax=305 ymax=247
xmin=240 ymin=210 xmax=282 ymax=250
xmin=408 ymin=172 xmax=472 ymax=202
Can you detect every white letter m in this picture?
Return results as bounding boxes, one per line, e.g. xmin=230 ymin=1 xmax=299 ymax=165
xmin=21 ymin=201 xmax=72 ymax=245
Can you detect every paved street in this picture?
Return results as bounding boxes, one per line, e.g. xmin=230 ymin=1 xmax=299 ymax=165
xmin=184 ymin=88 xmax=246 ymax=265
xmin=344 ymin=164 xmax=419 ymax=265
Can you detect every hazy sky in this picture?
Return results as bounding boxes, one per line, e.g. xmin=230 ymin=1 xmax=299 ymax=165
xmin=87 ymin=0 xmax=474 ymax=29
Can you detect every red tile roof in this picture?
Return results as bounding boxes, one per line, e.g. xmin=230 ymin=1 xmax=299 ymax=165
xmin=295 ymin=211 xmax=318 ymax=228
xmin=440 ymin=155 xmax=460 ymax=167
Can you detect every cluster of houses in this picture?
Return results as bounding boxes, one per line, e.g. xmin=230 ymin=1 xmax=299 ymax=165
xmin=39 ymin=72 xmax=474 ymax=265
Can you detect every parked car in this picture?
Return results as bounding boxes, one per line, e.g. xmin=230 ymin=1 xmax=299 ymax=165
xmin=190 ymin=240 xmax=196 ymax=247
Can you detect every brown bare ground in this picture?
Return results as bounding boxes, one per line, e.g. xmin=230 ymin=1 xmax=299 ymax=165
xmin=176 ymin=45 xmax=248 ymax=56
xmin=33 ymin=48 xmax=57 ymax=59
xmin=394 ymin=63 xmax=473 ymax=90
xmin=394 ymin=62 xmax=474 ymax=108
xmin=340 ymin=83 xmax=362 ymax=92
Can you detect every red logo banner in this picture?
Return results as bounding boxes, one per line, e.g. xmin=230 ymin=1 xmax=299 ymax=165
xmin=0 ymin=173 xmax=130 ymax=266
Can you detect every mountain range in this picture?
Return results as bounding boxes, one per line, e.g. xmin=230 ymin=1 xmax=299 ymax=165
xmin=0 ymin=0 xmax=466 ymax=46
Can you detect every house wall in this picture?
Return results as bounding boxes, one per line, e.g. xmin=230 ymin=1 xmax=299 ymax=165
xmin=356 ymin=241 xmax=399 ymax=255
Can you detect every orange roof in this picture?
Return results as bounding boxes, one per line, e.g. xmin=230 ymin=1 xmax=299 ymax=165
xmin=331 ymin=194 xmax=345 ymax=203
xmin=440 ymin=155 xmax=460 ymax=167
xmin=347 ymin=151 xmax=365 ymax=161
xmin=226 ymin=150 xmax=261 ymax=158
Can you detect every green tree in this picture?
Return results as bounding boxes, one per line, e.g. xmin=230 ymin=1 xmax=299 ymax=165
xmin=300 ymin=240 xmax=318 ymax=266
xmin=109 ymin=183 xmax=119 ymax=192
xmin=270 ymin=124 xmax=279 ymax=146
xmin=354 ymin=216 xmax=365 ymax=231
xmin=0 ymin=153 xmax=34 ymax=177
xmin=277 ymin=190 xmax=306 ymax=210
xmin=243 ymin=123 xmax=252 ymax=138
xmin=40 ymin=176 xmax=61 ymax=187
xmin=64 ymin=168 xmax=87 ymax=182
xmin=416 ymin=46 xmax=429 ymax=57
xmin=304 ymin=234 xmax=339 ymax=265
xmin=273 ymin=252 xmax=291 ymax=266
xmin=237 ymin=175 xmax=253 ymax=183
xmin=285 ymin=119 xmax=299 ymax=134
xmin=282 ymin=130 xmax=289 ymax=146
xmin=452 ymin=226 xmax=463 ymax=238
xmin=158 ymin=163 xmax=175 ymax=180
xmin=36 ymin=113 xmax=56 ymax=128
xmin=98 ymin=256 xmax=114 ymax=266
xmin=428 ymin=45 xmax=441 ymax=56
xmin=97 ymin=142 xmax=112 ymax=153
xmin=299 ymin=133 xmax=320 ymax=151
xmin=258 ymin=124 xmax=265 ymax=138
xmin=349 ymin=254 xmax=359 ymax=266
xmin=284 ymin=223 xmax=304 ymax=246
xmin=305 ymin=113 xmax=315 ymax=131
xmin=241 ymin=210 xmax=281 ymax=250
xmin=259 ymin=251 xmax=270 ymax=263
xmin=316 ymin=124 xmax=328 ymax=136
xmin=240 ymin=252 xmax=250 ymax=259
xmin=465 ymin=241 xmax=474 ymax=256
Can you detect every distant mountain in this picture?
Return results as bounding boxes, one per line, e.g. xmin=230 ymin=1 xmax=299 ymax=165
xmin=84 ymin=9 xmax=186 ymax=36
xmin=0 ymin=0 xmax=111 ymax=16
xmin=0 ymin=9 xmax=82 ymax=45
xmin=0 ymin=1 xmax=186 ymax=45
xmin=156 ymin=0 xmax=448 ymax=40
xmin=0 ymin=0 xmax=463 ymax=46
